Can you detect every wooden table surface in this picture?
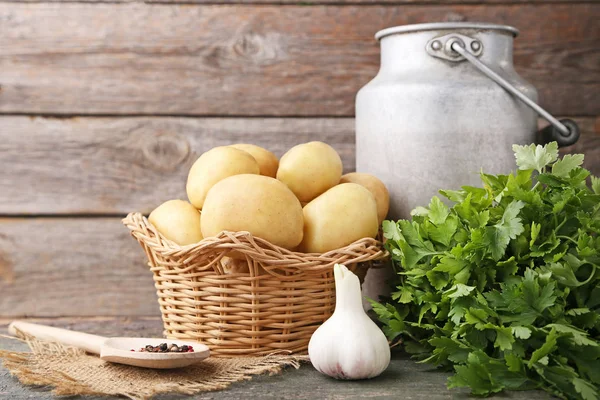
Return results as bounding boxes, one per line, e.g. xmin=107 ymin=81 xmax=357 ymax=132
xmin=0 ymin=318 xmax=551 ymax=400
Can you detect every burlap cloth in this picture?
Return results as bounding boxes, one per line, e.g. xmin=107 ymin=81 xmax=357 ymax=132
xmin=0 ymin=333 xmax=307 ymax=399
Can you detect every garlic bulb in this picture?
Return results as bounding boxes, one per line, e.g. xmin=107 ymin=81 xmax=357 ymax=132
xmin=308 ymin=264 xmax=391 ymax=380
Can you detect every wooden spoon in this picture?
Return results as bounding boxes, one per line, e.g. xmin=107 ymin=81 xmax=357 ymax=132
xmin=8 ymin=321 xmax=210 ymax=369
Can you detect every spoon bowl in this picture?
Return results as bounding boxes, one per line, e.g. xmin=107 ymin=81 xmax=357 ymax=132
xmin=8 ymin=321 xmax=210 ymax=369
xmin=101 ymin=337 xmax=210 ymax=369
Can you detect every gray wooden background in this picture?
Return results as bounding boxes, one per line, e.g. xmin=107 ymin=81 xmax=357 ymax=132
xmin=0 ymin=1 xmax=598 ymax=325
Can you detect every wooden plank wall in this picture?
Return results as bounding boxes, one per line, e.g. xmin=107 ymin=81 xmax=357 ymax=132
xmin=0 ymin=0 xmax=598 ymax=322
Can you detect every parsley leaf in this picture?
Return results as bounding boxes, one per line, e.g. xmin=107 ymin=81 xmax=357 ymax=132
xmin=573 ymin=378 xmax=599 ymax=400
xmin=513 ymin=142 xmax=558 ymax=173
xmin=428 ymin=196 xmax=450 ymax=225
xmin=512 ymin=326 xmax=532 ymax=339
xmin=486 ymin=200 xmax=525 ymax=260
xmin=529 ymin=328 xmax=558 ymax=367
xmin=591 ymin=176 xmax=600 ymax=195
xmin=374 ymin=143 xmax=600 ymax=399
xmin=552 ymin=154 xmax=585 ymax=178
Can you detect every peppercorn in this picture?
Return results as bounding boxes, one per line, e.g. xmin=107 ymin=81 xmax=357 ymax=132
xmin=130 ymin=343 xmax=195 ymax=353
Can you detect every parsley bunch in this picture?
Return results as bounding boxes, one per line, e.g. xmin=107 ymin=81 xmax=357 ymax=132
xmin=373 ymin=142 xmax=600 ymax=399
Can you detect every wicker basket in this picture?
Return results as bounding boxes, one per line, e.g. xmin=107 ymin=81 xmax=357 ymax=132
xmin=123 ymin=212 xmax=388 ymax=357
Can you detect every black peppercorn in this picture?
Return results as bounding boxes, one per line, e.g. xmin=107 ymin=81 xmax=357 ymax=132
xmin=130 ymin=343 xmax=195 ymax=353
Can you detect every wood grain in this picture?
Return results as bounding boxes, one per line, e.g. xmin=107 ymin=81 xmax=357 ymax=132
xmin=1 ymin=116 xmax=597 ymax=215
xmin=0 ymin=116 xmax=355 ymax=215
xmin=0 ymin=3 xmax=597 ymax=116
xmin=0 ymin=218 xmax=160 ymax=317
xmin=0 ymin=328 xmax=551 ymax=400
xmin=0 ymin=0 xmax=576 ymax=3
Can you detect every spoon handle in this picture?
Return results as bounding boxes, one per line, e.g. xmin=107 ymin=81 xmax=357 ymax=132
xmin=8 ymin=321 xmax=106 ymax=355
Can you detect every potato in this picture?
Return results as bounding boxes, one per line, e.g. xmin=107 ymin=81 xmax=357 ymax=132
xmin=201 ymin=174 xmax=303 ymax=250
xmin=276 ymin=141 xmax=343 ymax=203
xmin=186 ymin=146 xmax=259 ymax=209
xmin=340 ymin=172 xmax=390 ymax=224
xmin=148 ymin=199 xmax=203 ymax=246
xmin=221 ymin=255 xmax=268 ymax=275
xmin=230 ymin=143 xmax=279 ymax=178
xmin=300 ymin=183 xmax=378 ymax=253
xmin=221 ymin=256 xmax=249 ymax=274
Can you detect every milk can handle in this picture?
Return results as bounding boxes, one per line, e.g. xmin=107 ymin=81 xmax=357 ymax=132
xmin=449 ymin=40 xmax=580 ymax=147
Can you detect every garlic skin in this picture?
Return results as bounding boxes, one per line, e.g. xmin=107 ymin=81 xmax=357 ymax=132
xmin=308 ymin=264 xmax=391 ymax=380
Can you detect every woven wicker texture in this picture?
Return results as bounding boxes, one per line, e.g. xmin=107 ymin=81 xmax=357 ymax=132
xmin=123 ymin=212 xmax=388 ymax=357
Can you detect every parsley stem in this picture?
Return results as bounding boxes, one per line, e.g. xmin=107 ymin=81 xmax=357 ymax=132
xmin=557 ymin=235 xmax=578 ymax=245
xmin=579 ymin=264 xmax=597 ymax=286
xmin=555 ymin=216 xmax=568 ymax=232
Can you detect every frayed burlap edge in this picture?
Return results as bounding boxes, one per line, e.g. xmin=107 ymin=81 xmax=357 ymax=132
xmin=0 ymin=334 xmax=309 ymax=400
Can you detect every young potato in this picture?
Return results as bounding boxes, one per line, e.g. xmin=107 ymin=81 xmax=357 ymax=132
xmin=300 ymin=183 xmax=378 ymax=253
xmin=148 ymin=199 xmax=203 ymax=246
xmin=221 ymin=255 xmax=268 ymax=276
xmin=340 ymin=172 xmax=390 ymax=224
xmin=186 ymin=146 xmax=259 ymax=209
xmin=201 ymin=174 xmax=304 ymax=250
xmin=276 ymin=141 xmax=343 ymax=203
xmin=221 ymin=256 xmax=249 ymax=274
xmin=230 ymin=143 xmax=279 ymax=178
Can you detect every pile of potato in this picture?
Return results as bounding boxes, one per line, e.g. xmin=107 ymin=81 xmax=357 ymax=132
xmin=148 ymin=142 xmax=389 ymax=254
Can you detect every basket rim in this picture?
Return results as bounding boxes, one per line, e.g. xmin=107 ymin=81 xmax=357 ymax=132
xmin=122 ymin=211 xmax=389 ymax=267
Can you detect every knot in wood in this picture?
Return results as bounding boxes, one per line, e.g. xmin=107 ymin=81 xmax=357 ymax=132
xmin=142 ymin=132 xmax=190 ymax=172
xmin=232 ymin=32 xmax=284 ymax=65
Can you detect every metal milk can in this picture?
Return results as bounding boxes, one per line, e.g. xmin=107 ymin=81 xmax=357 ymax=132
xmin=356 ymin=23 xmax=580 ymax=219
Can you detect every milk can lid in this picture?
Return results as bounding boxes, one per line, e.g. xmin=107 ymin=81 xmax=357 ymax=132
xmin=375 ymin=22 xmax=519 ymax=41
